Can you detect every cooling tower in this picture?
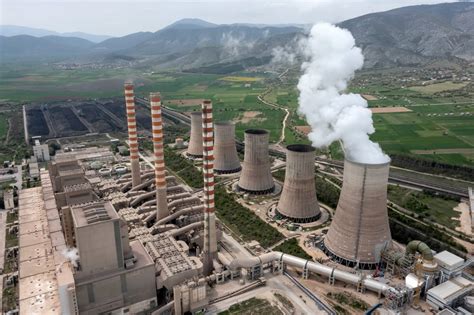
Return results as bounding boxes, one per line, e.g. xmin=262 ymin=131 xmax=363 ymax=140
xmin=124 ymin=82 xmax=141 ymax=187
xmin=150 ymin=92 xmax=168 ymax=220
xmin=201 ymin=100 xmax=217 ymax=276
xmin=213 ymin=121 xmax=241 ymax=174
xmin=323 ymin=158 xmax=392 ymax=269
xmin=187 ymin=112 xmax=203 ymax=158
xmin=237 ymin=129 xmax=274 ymax=194
xmin=276 ymin=144 xmax=320 ymax=223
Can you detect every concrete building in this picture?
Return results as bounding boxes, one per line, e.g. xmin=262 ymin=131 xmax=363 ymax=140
xmin=124 ymin=82 xmax=141 ymax=187
xmin=18 ymin=171 xmax=78 ymax=314
xmin=68 ymin=201 xmax=157 ymax=314
xmin=33 ymin=139 xmax=50 ymax=162
xmin=427 ymin=276 xmax=473 ymax=310
xmin=238 ymin=129 xmax=274 ymax=194
xmin=277 ymin=144 xmax=320 ymax=223
xmin=187 ymin=112 xmax=203 ymax=158
xmin=3 ymin=189 xmax=14 ymax=210
xmin=434 ymin=251 xmax=466 ymax=282
xmin=213 ymin=121 xmax=241 ymax=174
xmin=323 ymin=158 xmax=392 ymax=269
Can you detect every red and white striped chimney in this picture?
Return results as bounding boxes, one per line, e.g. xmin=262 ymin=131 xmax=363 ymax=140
xmin=150 ymin=92 xmax=169 ymax=220
xmin=201 ymin=100 xmax=217 ymax=276
xmin=124 ymin=82 xmax=141 ymax=187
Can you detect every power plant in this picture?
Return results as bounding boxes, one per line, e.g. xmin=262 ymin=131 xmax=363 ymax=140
xmin=14 ymin=82 xmax=474 ymax=315
xmin=186 ymin=111 xmax=203 ymax=158
xmin=237 ymin=129 xmax=274 ymax=194
xmin=276 ymin=144 xmax=321 ymax=223
xmin=323 ymin=158 xmax=392 ymax=269
xmin=213 ymin=121 xmax=241 ymax=174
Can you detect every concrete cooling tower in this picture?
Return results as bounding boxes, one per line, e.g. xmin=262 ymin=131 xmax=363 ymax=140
xmin=187 ymin=112 xmax=203 ymax=158
xmin=213 ymin=121 xmax=241 ymax=174
xmin=323 ymin=158 xmax=392 ymax=269
xmin=237 ymin=129 xmax=274 ymax=194
xmin=276 ymin=144 xmax=320 ymax=223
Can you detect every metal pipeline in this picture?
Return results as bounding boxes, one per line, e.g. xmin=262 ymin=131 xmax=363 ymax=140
xmin=405 ymin=240 xmax=433 ymax=261
xmin=168 ymin=221 xmax=203 ymax=237
xmin=168 ymin=196 xmax=201 ymax=211
xmin=157 ymin=205 xmax=205 ymax=226
xmin=128 ymin=178 xmax=154 ymax=193
xmin=151 ymin=224 xmax=178 ymax=234
xmin=228 ymin=252 xmax=395 ymax=296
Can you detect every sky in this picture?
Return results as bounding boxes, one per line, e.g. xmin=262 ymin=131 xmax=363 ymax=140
xmin=0 ymin=0 xmax=458 ymax=36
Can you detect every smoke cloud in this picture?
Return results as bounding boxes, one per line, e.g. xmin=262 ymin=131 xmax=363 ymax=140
xmin=62 ymin=247 xmax=80 ymax=268
xmin=297 ymin=23 xmax=389 ymax=164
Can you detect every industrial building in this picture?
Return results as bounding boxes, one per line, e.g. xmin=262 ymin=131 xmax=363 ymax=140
xmin=186 ymin=112 xmax=203 ymax=158
xmin=213 ymin=121 xmax=241 ymax=174
xmin=276 ymin=144 xmax=321 ymax=223
xmin=32 ymin=139 xmax=50 ymax=162
xmin=237 ymin=129 xmax=274 ymax=194
xmin=323 ymin=158 xmax=392 ymax=269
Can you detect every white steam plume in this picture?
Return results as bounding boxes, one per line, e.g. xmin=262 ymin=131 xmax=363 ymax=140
xmin=62 ymin=247 xmax=80 ymax=268
xmin=297 ymin=23 xmax=389 ymax=164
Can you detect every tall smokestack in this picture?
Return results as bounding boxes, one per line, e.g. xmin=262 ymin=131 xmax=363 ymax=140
xmin=124 ymin=82 xmax=141 ymax=187
xmin=201 ymin=100 xmax=217 ymax=276
xmin=237 ymin=129 xmax=274 ymax=194
xmin=150 ymin=92 xmax=168 ymax=220
xmin=323 ymin=159 xmax=392 ymax=269
xmin=214 ymin=121 xmax=241 ymax=174
xmin=277 ymin=144 xmax=320 ymax=223
xmin=187 ymin=112 xmax=203 ymax=158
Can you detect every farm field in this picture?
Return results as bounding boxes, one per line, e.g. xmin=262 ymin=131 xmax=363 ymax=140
xmin=0 ymin=113 xmax=8 ymax=142
xmin=1 ymin=65 xmax=473 ymax=166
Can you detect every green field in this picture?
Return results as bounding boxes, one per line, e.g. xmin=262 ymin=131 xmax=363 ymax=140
xmin=1 ymin=65 xmax=473 ymax=165
xmin=409 ymin=81 xmax=469 ymax=94
xmin=0 ymin=113 xmax=8 ymax=141
xmin=388 ymin=185 xmax=460 ymax=229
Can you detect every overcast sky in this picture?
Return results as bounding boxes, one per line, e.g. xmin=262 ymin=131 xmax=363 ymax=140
xmin=0 ymin=0 xmax=457 ymax=36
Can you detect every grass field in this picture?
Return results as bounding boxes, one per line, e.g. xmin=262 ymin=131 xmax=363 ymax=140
xmin=220 ymin=76 xmax=263 ymax=82
xmin=388 ymin=185 xmax=460 ymax=229
xmin=409 ymin=81 xmax=469 ymax=94
xmin=1 ymin=64 xmax=473 ymax=165
xmin=0 ymin=113 xmax=8 ymax=141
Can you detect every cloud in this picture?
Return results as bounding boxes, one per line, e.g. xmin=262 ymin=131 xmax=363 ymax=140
xmin=297 ymin=23 xmax=389 ymax=164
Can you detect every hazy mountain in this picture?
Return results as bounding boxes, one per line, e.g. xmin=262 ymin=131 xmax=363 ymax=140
xmin=339 ymin=2 xmax=474 ymax=67
xmin=2 ymin=3 xmax=474 ymax=69
xmin=0 ymin=25 xmax=113 ymax=43
xmin=0 ymin=35 xmax=95 ymax=60
xmin=162 ymin=18 xmax=218 ymax=30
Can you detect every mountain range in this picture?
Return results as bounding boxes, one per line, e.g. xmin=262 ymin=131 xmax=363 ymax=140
xmin=0 ymin=25 xmax=112 ymax=43
xmin=1 ymin=3 xmax=474 ymax=70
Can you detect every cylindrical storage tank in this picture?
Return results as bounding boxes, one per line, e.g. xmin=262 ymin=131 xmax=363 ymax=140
xmin=214 ymin=121 xmax=241 ymax=174
xmin=237 ymin=129 xmax=274 ymax=194
xmin=323 ymin=158 xmax=392 ymax=269
xmin=276 ymin=144 xmax=320 ymax=223
xmin=187 ymin=112 xmax=203 ymax=158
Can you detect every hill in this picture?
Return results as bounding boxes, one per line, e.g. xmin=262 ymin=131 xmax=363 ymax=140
xmin=339 ymin=2 xmax=474 ymax=67
xmin=2 ymin=3 xmax=474 ymax=69
xmin=0 ymin=25 xmax=112 ymax=43
xmin=0 ymin=35 xmax=95 ymax=61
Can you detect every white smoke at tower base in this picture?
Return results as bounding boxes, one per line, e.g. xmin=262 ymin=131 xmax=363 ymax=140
xmin=297 ymin=23 xmax=389 ymax=164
